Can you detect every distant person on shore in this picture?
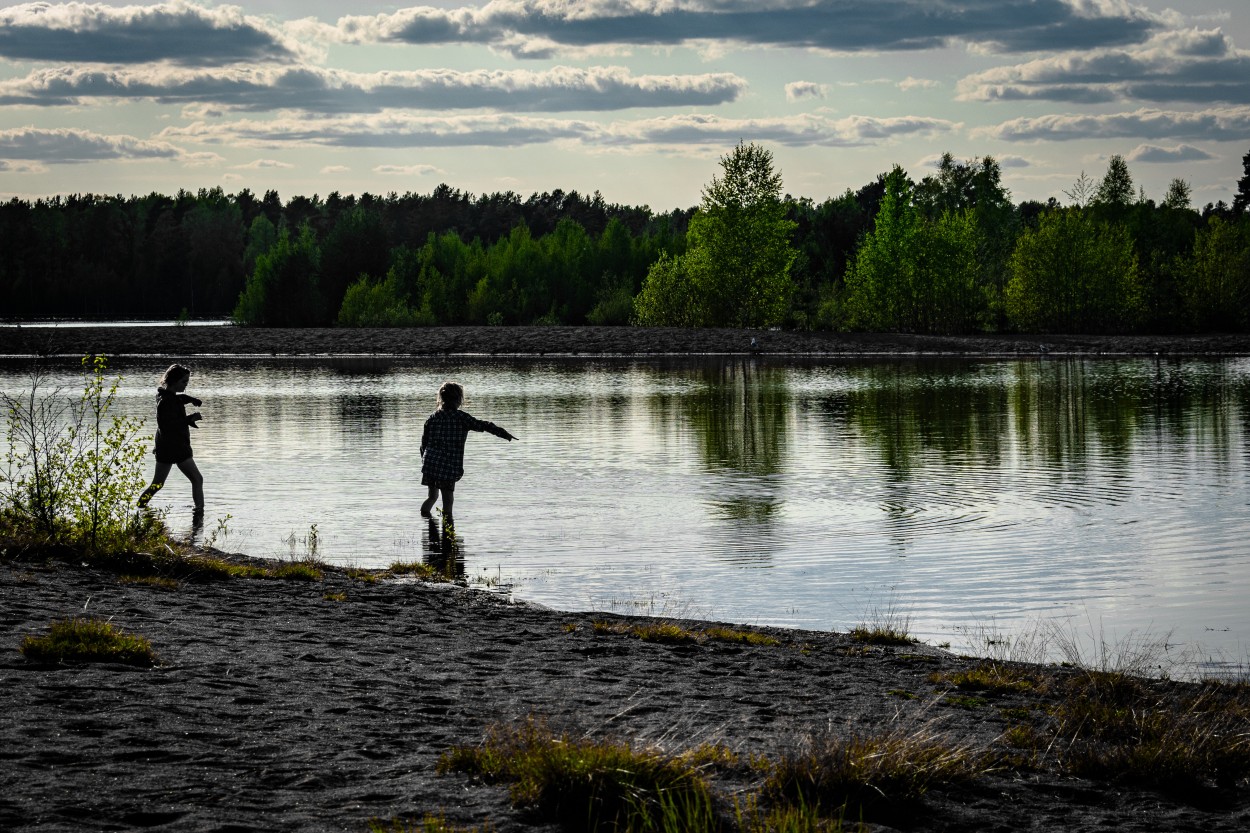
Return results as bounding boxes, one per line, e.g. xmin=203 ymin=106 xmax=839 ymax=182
xmin=420 ymin=382 xmax=515 ymax=523
xmin=137 ymin=363 xmax=204 ymax=511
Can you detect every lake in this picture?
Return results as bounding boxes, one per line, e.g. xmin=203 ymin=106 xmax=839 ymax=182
xmin=3 ymin=354 xmax=1248 ymax=676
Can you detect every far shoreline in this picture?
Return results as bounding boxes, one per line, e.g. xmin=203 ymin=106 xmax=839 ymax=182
xmin=3 ymin=324 xmax=1250 ymax=359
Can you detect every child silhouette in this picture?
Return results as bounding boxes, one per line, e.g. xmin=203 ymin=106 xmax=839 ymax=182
xmin=419 ymin=381 xmax=515 ymax=523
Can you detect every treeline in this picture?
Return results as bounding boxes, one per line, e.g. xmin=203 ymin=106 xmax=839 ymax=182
xmin=0 ymin=186 xmax=687 ymax=324
xmin=3 ymin=149 xmax=1249 ymax=334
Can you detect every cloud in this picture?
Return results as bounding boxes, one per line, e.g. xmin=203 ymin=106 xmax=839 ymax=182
xmin=785 ymin=81 xmax=827 ymax=102
xmin=0 ymin=126 xmax=186 ymax=163
xmin=373 ymin=164 xmax=441 ymax=176
xmin=329 ymin=0 xmax=1160 ymax=57
xmin=981 ymin=106 xmax=1250 ymax=142
xmin=158 ymin=111 xmax=959 ymax=151
xmin=0 ymin=64 xmax=747 ymax=113
xmin=237 ymin=158 xmax=294 ymax=169
xmin=0 ymin=1 xmax=302 ymax=67
xmin=997 ymin=154 xmax=1032 ymax=168
xmin=320 ymin=165 xmax=350 ymax=174
xmin=897 ymin=77 xmax=940 ymax=91
xmin=958 ymin=28 xmax=1250 ymax=105
xmin=1125 ymin=143 xmax=1216 ymax=163
xmin=0 ymin=159 xmax=47 ymax=173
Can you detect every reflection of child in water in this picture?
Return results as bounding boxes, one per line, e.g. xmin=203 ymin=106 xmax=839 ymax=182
xmin=137 ymin=364 xmax=204 ymax=510
xmin=419 ymin=382 xmax=515 ymax=522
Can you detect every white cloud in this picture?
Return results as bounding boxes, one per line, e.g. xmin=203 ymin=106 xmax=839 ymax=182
xmin=785 ymin=81 xmax=828 ymax=102
xmin=373 ymin=164 xmax=442 ymax=176
xmin=159 ymin=111 xmax=960 ymax=151
xmin=0 ymin=64 xmax=747 ymax=114
xmin=237 ymin=158 xmax=294 ymax=169
xmin=0 ymin=1 xmax=305 ymax=66
xmin=1125 ymin=143 xmax=1217 ymax=163
xmin=980 ymin=106 xmax=1250 ymax=142
xmin=326 ymin=0 xmax=1162 ymax=58
xmin=0 ymin=126 xmax=186 ymax=163
xmin=898 ymin=77 xmax=940 ymax=91
xmin=958 ymin=28 xmax=1250 ymax=105
xmin=320 ymin=165 xmax=351 ymax=174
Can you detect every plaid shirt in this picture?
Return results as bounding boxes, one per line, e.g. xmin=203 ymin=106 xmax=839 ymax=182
xmin=420 ymin=408 xmax=506 ymax=482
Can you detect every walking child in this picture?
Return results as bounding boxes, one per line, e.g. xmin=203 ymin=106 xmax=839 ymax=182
xmin=420 ymin=382 xmax=515 ymax=522
xmin=138 ymin=363 xmax=205 ymax=509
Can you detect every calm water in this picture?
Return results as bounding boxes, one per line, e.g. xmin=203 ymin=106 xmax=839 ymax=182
xmin=4 ymin=355 xmax=1248 ymax=674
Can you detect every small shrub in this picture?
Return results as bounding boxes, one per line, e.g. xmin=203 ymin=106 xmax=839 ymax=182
xmin=20 ymin=617 xmax=158 ymax=666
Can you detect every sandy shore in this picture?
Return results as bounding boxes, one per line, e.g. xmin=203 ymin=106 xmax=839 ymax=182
xmin=3 ymin=328 xmax=1249 ymax=831
xmin=3 ymin=324 xmax=1250 ymax=359
xmin=2 ymin=552 xmax=1247 ymax=833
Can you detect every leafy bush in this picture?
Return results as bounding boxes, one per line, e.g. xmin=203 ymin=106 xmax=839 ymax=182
xmin=2 ymin=356 xmax=156 ymax=551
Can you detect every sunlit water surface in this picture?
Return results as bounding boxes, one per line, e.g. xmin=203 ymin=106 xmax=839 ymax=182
xmin=4 ymin=355 xmax=1248 ymax=675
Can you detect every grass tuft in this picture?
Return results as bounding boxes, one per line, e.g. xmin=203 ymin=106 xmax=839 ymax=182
xmin=929 ymin=662 xmax=1042 ymax=694
xmin=368 ymin=814 xmax=494 ymax=833
xmin=438 ymin=719 xmax=717 ymax=833
xmin=119 ymin=574 xmax=179 ymax=590
xmin=20 ymin=617 xmax=158 ymax=666
xmin=591 ymin=620 xmax=781 ymax=647
xmin=388 ymin=561 xmax=449 ymax=582
xmin=763 ymin=727 xmax=988 ymax=820
xmin=848 ymin=625 xmax=914 ymax=646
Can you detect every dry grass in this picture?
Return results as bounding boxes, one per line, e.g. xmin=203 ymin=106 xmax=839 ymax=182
xmin=762 ymin=726 xmax=990 ymax=820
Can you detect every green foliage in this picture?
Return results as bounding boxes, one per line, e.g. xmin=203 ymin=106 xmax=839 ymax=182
xmin=2 ymin=356 xmax=154 ymax=552
xmin=1162 ymin=178 xmax=1193 ymax=211
xmin=1094 ymin=154 xmax=1135 ymax=211
xmin=843 ymin=166 xmax=988 ymax=333
xmin=20 ymin=617 xmax=158 ymax=666
xmin=233 ymin=224 xmax=322 ymax=326
xmin=1177 ymin=216 xmax=1250 ymax=331
xmin=633 ymin=251 xmax=702 ymax=326
xmin=1006 ymin=209 xmax=1143 ymax=333
xmin=338 ymin=274 xmax=433 ymax=327
xmin=636 ymin=142 xmax=797 ymax=327
xmin=319 ymin=206 xmax=391 ymax=324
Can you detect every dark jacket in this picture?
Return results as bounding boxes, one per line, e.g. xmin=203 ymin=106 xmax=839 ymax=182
xmin=153 ymin=388 xmax=200 ymax=464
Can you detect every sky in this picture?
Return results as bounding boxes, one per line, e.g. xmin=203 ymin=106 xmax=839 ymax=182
xmin=1 ymin=0 xmax=1248 ymax=212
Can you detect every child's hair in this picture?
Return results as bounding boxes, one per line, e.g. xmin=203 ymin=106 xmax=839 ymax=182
xmin=437 ymin=382 xmax=464 ymax=410
xmin=158 ymin=363 xmax=191 ymax=391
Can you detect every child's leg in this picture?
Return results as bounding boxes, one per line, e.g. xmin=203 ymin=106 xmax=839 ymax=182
xmin=441 ymin=488 xmax=454 ymax=521
xmin=175 ymin=458 xmax=205 ymax=509
xmin=420 ymin=484 xmax=438 ymax=517
xmin=138 ymin=462 xmax=173 ymax=507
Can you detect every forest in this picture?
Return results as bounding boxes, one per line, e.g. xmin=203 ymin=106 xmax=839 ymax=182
xmin=2 ymin=146 xmax=1249 ymax=335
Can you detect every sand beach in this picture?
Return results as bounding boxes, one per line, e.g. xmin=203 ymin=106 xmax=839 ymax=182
xmin=2 ymin=326 xmax=1249 ymax=831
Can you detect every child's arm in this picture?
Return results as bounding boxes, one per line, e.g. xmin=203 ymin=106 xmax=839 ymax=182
xmin=485 ymin=422 xmax=515 ymax=441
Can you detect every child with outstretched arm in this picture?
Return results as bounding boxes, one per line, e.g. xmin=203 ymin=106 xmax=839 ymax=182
xmin=419 ymin=382 xmax=515 ymax=523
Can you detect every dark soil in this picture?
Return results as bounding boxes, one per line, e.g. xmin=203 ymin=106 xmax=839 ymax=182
xmin=3 ymin=325 xmax=1250 ymax=359
xmin=2 ymin=552 xmax=1247 ymax=833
